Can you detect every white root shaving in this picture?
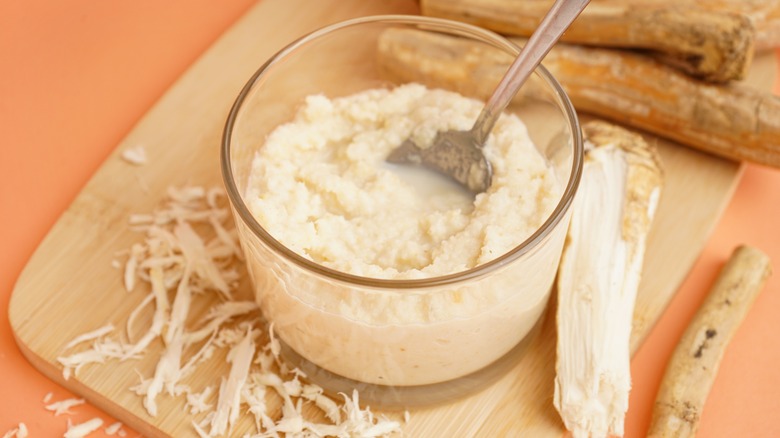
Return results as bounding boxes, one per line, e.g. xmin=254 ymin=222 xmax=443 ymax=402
xmin=340 ymin=390 xmax=402 ymax=437
xmin=182 ymin=301 xmax=258 ymax=345
xmin=44 ymin=397 xmax=85 ymax=416
xmin=168 ymin=186 xmax=205 ymax=203
xmin=125 ymin=292 xmax=155 ymax=342
xmin=2 ymin=423 xmax=27 ymax=438
xmin=58 ymin=185 xmax=408 ymax=437
xmin=186 ymin=386 xmax=214 ymax=414
xmin=241 ymin=383 xmax=270 ymax=432
xmin=64 ymin=418 xmax=103 ymax=438
xmin=179 ymin=330 xmax=219 ymax=380
xmin=121 ymin=145 xmax=147 ymax=165
xmin=104 ymin=422 xmax=124 ymax=435
xmin=124 ymin=244 xmax=144 ymax=292
xmin=43 ymin=392 xmax=53 ymax=403
xmin=165 ymin=268 xmax=192 ymax=344
xmin=175 ymin=222 xmax=232 ymax=297
xmin=58 ymin=337 xmax=134 ymax=380
xmin=57 ymin=350 xmax=105 ymax=381
xmin=302 ymin=384 xmax=341 ymax=424
xmin=210 ymin=327 xmax=256 ymax=436
xmin=209 ymin=215 xmax=244 ymax=261
xmin=63 ymin=324 xmax=115 ymax=350
xmin=554 ymin=121 xmax=663 ymax=438
xmin=142 ymin=334 xmax=183 ymax=416
xmin=122 ymin=266 xmax=169 ymax=359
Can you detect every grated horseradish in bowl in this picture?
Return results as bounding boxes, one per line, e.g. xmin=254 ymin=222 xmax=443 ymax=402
xmin=222 ymin=16 xmax=582 ymax=405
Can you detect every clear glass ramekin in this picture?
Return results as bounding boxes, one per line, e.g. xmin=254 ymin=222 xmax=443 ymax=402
xmin=222 ymin=15 xmax=582 ymax=407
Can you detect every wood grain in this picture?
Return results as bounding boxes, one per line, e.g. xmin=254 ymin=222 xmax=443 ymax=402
xmin=8 ymin=0 xmax=775 ymax=436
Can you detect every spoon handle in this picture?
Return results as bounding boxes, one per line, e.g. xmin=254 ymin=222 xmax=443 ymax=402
xmin=471 ymin=0 xmax=590 ymax=145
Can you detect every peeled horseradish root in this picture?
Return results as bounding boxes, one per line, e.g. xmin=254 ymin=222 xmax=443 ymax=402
xmin=554 ymin=120 xmax=664 ymax=438
xmin=648 ymin=245 xmax=771 ymax=438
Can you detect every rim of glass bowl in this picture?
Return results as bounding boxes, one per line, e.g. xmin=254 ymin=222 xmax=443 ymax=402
xmin=221 ymin=15 xmax=583 ymax=290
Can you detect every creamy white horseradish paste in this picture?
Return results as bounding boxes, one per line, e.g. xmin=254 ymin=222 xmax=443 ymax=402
xmin=244 ymin=84 xmax=567 ymax=386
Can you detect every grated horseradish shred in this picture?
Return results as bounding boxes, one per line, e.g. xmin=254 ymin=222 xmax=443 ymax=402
xmin=104 ymin=422 xmax=124 ymax=436
xmin=63 ymin=324 xmax=115 ymax=350
xmin=1 ymin=423 xmax=27 ymax=438
xmin=210 ymin=327 xmax=256 ymax=436
xmin=64 ymin=418 xmax=103 ymax=438
xmin=121 ymin=145 xmax=147 ymax=166
xmin=58 ymin=185 xmax=406 ymax=437
xmin=44 ymin=398 xmax=85 ymax=416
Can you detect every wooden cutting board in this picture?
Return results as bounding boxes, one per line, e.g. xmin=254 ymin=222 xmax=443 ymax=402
xmin=9 ymin=0 xmax=776 ymax=436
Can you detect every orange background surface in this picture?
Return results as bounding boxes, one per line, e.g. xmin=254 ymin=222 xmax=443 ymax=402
xmin=1 ymin=1 xmax=779 ymax=437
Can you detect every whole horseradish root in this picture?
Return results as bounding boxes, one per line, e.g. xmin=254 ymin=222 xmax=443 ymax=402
xmin=376 ymin=28 xmax=780 ymax=169
xmin=553 ymin=121 xmax=663 ymax=437
xmin=648 ymin=245 xmax=771 ymax=438
xmin=421 ymin=0 xmax=758 ymax=82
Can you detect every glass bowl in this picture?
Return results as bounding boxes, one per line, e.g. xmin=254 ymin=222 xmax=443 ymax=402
xmin=222 ymin=15 xmax=582 ymax=407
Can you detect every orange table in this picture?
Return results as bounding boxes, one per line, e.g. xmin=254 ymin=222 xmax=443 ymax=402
xmin=1 ymin=1 xmax=779 ymax=436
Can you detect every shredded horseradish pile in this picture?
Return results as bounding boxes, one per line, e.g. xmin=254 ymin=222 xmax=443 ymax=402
xmin=55 ymin=186 xmax=404 ymax=437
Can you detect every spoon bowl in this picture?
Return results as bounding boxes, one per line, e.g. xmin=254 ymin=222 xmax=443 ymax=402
xmin=387 ymin=0 xmax=590 ymax=193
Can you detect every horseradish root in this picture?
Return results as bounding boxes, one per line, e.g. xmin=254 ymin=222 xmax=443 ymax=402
xmin=648 ymin=245 xmax=771 ymax=438
xmin=691 ymin=0 xmax=780 ymax=52
xmin=376 ymin=28 xmax=780 ymax=168
xmin=420 ymin=0 xmax=755 ymax=82
xmin=554 ymin=121 xmax=663 ymax=438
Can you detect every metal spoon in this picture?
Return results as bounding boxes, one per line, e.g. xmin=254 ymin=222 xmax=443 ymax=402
xmin=387 ymin=0 xmax=590 ymax=193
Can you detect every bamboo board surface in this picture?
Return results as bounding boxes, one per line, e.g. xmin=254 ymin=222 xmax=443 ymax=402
xmin=8 ymin=0 xmax=777 ymax=436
